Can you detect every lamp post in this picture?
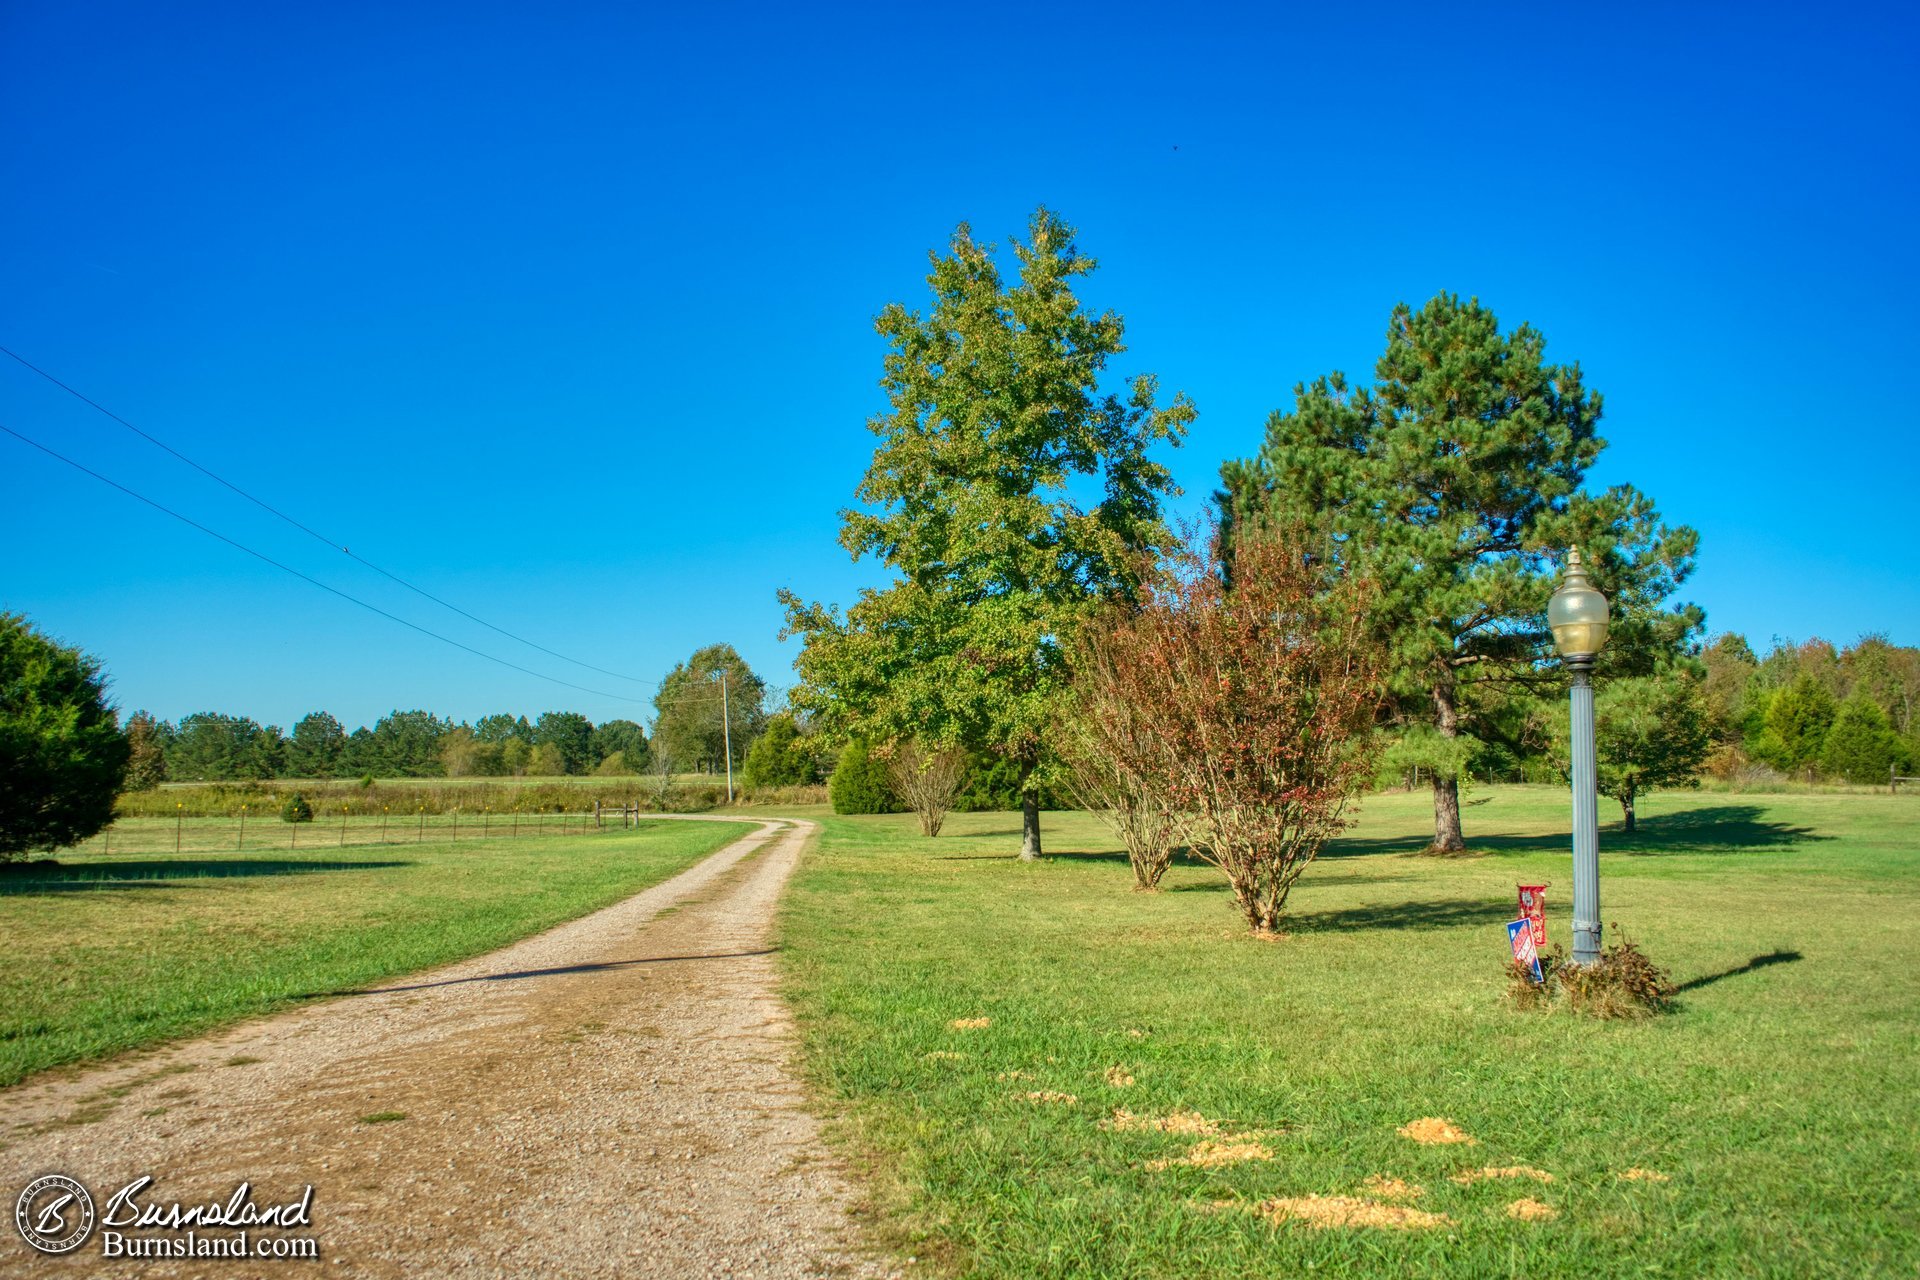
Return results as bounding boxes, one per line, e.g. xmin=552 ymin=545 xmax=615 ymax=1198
xmin=1548 ymin=548 xmax=1611 ymax=966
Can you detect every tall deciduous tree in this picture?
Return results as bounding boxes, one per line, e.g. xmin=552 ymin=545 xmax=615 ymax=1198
xmin=0 ymin=613 xmax=129 ymax=858
xmin=1220 ymin=295 xmax=1698 ymax=853
xmin=781 ymin=208 xmax=1194 ymax=859
xmin=652 ymin=644 xmax=765 ymax=774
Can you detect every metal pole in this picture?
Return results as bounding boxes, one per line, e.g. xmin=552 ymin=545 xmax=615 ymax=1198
xmin=719 ymin=670 xmax=735 ymax=804
xmin=1569 ymin=658 xmax=1602 ymax=966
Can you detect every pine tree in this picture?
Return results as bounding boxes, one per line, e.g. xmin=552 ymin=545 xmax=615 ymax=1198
xmin=1220 ymin=295 xmax=1698 ymax=852
xmin=1822 ymin=692 xmax=1903 ymax=784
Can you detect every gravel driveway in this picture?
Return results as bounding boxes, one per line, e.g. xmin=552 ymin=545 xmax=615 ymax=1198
xmin=0 ymin=817 xmax=888 ymax=1278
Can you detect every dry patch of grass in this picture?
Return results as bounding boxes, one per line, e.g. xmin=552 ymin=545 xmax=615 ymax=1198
xmin=1618 ymin=1167 xmax=1670 ymax=1183
xmin=1256 ymin=1194 xmax=1452 ymax=1231
xmin=1103 ymin=1065 xmax=1135 ymax=1087
xmin=1359 ymin=1174 xmax=1423 ymax=1200
xmin=1103 ymin=1107 xmax=1220 ymax=1135
xmin=1022 ymin=1090 xmax=1078 ymax=1105
xmin=1452 ymin=1164 xmax=1554 ymax=1185
xmin=949 ymin=1016 xmax=991 ymax=1030
xmin=1506 ymin=1197 xmax=1558 ymax=1221
xmin=1143 ymin=1138 xmax=1272 ymax=1171
xmin=1397 ymin=1116 xmax=1477 ymax=1145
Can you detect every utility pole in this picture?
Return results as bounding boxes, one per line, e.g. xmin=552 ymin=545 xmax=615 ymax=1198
xmin=714 ymin=668 xmax=735 ymax=804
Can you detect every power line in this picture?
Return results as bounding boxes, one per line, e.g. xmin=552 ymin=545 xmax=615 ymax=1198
xmin=0 ymin=421 xmax=653 ymax=707
xmin=0 ymin=343 xmax=652 ymax=684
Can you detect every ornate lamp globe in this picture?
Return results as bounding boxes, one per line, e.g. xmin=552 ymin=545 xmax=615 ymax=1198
xmin=1548 ymin=548 xmax=1611 ymax=662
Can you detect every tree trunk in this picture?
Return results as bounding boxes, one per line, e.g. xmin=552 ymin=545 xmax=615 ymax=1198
xmin=1428 ymin=680 xmax=1468 ymax=854
xmin=1020 ymin=791 xmax=1042 ymax=861
xmin=1621 ymin=794 xmax=1636 ymax=834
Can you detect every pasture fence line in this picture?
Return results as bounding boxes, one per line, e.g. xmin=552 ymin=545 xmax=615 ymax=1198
xmin=1895 ymin=766 xmax=1920 ymax=795
xmin=65 ymin=808 xmax=656 ymax=860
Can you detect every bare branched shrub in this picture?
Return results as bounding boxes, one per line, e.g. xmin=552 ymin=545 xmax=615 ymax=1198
xmin=1079 ymin=525 xmax=1384 ymax=933
xmin=883 ymin=738 xmax=966 ymax=837
xmin=1057 ymin=655 xmax=1181 ymax=890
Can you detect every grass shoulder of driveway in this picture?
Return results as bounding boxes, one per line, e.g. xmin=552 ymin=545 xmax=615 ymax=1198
xmin=0 ymin=818 xmax=753 ymax=1089
xmin=778 ymin=786 xmax=1920 ymax=1279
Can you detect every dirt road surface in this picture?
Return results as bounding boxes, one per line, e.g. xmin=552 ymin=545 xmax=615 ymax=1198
xmin=0 ymin=817 xmax=889 ymax=1278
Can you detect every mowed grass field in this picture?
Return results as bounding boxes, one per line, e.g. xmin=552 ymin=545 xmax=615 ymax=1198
xmin=0 ymin=818 xmax=751 ymax=1089
xmin=778 ymin=786 xmax=1920 ymax=1278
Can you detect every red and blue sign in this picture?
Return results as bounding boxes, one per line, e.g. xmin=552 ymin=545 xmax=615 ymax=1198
xmin=1508 ymin=918 xmax=1543 ymax=983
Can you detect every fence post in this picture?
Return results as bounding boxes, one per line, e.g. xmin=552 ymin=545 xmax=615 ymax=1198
xmin=1894 ymin=763 xmax=1899 ymax=796
xmin=239 ymin=805 xmax=246 ymax=851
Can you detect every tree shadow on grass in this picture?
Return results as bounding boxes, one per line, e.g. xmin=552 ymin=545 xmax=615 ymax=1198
xmin=0 ymin=859 xmax=413 ymax=894
xmin=311 ymin=948 xmax=779 ymax=997
xmin=1322 ymin=805 xmax=1826 ymax=859
xmin=1284 ymin=897 xmax=1512 ymax=933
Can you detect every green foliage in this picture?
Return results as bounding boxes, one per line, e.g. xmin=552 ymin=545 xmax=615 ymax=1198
xmin=952 ymin=750 xmax=1063 ymax=812
xmin=0 ymin=613 xmax=130 ymax=858
xmin=535 ymin=711 xmax=595 ymax=776
xmin=1554 ymin=670 xmax=1711 ymax=829
xmin=591 ymin=718 xmax=648 ymax=771
xmin=782 ymin=209 xmax=1193 ymax=852
xmin=1822 ymin=693 xmax=1905 ymax=784
xmin=167 ymin=712 xmax=282 ymax=781
xmin=652 ymin=644 xmax=766 ymax=773
xmin=280 ymin=792 xmax=314 ymax=823
xmin=1219 ymin=294 xmax=1699 ymax=850
xmin=828 ymin=740 xmax=898 ymax=814
xmin=1757 ymin=674 xmax=1837 ymax=775
xmin=285 ymin=711 xmax=347 ymax=777
xmin=741 ymin=712 xmax=823 ymax=789
xmin=123 ymin=710 xmax=169 ymax=792
xmin=473 ymin=713 xmax=533 ymax=745
xmin=1700 ymin=633 xmax=1758 ymax=745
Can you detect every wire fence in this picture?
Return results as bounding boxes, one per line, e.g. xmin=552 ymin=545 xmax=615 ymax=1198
xmin=66 ymin=809 xmax=636 ymax=859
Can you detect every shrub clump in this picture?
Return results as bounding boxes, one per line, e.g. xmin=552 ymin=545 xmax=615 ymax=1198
xmin=1505 ymin=928 xmax=1675 ymax=1018
xmin=829 ymin=740 xmax=898 ymax=815
xmin=280 ymin=792 xmax=315 ymax=824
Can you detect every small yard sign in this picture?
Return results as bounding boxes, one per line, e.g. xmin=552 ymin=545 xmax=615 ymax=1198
xmin=1508 ymin=918 xmax=1543 ymax=983
xmin=1518 ymin=884 xmax=1548 ymax=947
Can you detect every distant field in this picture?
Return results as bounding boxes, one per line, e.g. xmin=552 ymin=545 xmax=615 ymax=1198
xmin=0 ymin=819 xmax=750 ymax=1088
xmin=779 ymin=786 xmax=1920 ymax=1278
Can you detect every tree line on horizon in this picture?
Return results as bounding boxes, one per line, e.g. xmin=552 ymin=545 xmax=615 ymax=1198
xmin=116 ymin=643 xmax=790 ymax=787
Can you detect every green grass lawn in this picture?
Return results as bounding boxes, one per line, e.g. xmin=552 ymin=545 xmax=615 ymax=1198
xmin=778 ymin=786 xmax=1920 ymax=1278
xmin=0 ymin=818 xmax=750 ymax=1089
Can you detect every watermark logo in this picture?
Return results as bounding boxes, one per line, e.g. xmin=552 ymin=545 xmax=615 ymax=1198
xmin=15 ymin=1174 xmax=96 ymax=1255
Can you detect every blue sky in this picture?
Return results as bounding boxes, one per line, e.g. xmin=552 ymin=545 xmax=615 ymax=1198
xmin=3 ymin=2 xmax=1916 ymax=730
